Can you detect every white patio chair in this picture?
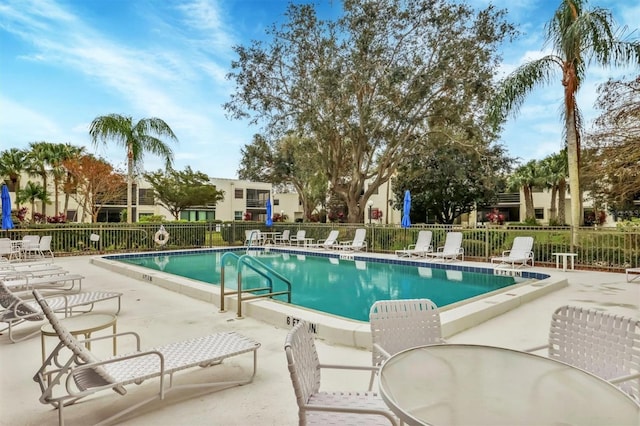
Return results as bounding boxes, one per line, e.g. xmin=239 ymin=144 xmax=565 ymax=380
xmin=284 ymin=321 xmax=399 ymax=425
xmin=424 ymin=232 xmax=463 ymax=261
xmin=32 ymin=289 xmax=261 ymax=426
xmin=368 ymin=299 xmax=445 ymax=390
xmin=20 ymin=235 xmax=41 ymax=259
xmin=525 ymin=305 xmax=640 ymax=401
xmin=335 ymin=228 xmax=367 ymax=251
xmin=0 ymin=238 xmax=21 ymax=261
xmin=395 ymin=231 xmax=433 ymax=257
xmin=37 ymin=235 xmax=54 ymax=258
xmin=244 ymin=229 xmax=262 ymax=246
xmin=0 ymin=281 xmax=121 ymax=343
xmin=491 ymin=236 xmax=534 ymax=268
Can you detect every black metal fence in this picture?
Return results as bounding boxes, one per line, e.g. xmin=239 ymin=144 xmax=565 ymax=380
xmin=2 ymin=222 xmax=638 ymax=271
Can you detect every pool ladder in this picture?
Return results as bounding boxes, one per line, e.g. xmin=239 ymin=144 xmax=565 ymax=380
xmin=219 ymin=252 xmax=292 ymax=318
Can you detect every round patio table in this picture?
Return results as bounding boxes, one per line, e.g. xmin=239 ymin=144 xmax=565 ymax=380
xmin=41 ymin=313 xmax=117 ymax=362
xmin=379 ymin=344 xmax=640 ymax=426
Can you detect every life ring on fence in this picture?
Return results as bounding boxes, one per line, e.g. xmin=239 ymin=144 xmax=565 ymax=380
xmin=154 ymin=226 xmax=169 ymax=246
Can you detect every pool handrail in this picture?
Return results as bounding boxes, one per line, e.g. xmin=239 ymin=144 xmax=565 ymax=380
xmin=219 ymin=251 xmax=292 ymax=317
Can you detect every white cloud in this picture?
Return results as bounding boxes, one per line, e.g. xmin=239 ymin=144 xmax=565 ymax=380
xmin=0 ymin=96 xmax=66 ymax=147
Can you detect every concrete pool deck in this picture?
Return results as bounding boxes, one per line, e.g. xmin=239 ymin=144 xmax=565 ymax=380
xmin=1 ymin=254 xmax=638 ymax=425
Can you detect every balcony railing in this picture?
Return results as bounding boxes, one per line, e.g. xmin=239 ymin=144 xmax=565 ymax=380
xmin=496 ymin=193 xmax=520 ymax=204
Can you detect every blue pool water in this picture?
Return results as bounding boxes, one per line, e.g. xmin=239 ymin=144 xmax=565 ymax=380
xmin=116 ymin=250 xmax=533 ymax=321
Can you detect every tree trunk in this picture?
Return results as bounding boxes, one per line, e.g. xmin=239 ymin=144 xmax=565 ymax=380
xmin=558 ymin=179 xmax=567 ymax=225
xmin=127 ymin=149 xmax=134 ymax=224
xmin=41 ymin=173 xmax=48 ymax=216
xmin=53 ymin=177 xmax=60 ymax=215
xmin=12 ymin=176 xmax=21 ymax=209
xmin=549 ymin=185 xmax=558 ymax=222
xmin=346 ymin=198 xmax=364 ymax=223
xmin=524 ymin=185 xmax=534 ymax=220
xmin=565 ymin=79 xmax=582 ymax=247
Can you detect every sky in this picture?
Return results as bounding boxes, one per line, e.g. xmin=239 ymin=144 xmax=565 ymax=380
xmin=1 ymin=0 xmax=638 ymax=179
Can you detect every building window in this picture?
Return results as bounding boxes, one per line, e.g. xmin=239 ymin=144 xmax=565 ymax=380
xmin=235 ymin=189 xmax=244 ymax=199
xmin=534 ymin=208 xmax=544 ymax=219
xmin=234 ymin=210 xmax=243 ymax=220
xmin=273 ymin=199 xmax=280 ymax=206
xmin=139 ymin=189 xmax=155 ymax=206
xmin=180 ymin=210 xmax=215 ymax=221
xmin=66 ymin=210 xmax=78 ymax=222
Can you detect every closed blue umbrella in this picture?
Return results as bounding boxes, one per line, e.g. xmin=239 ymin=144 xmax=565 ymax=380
xmin=265 ymin=197 xmax=273 ymax=227
xmin=401 ymin=190 xmax=411 ymax=228
xmin=1 ymin=184 xmax=14 ymax=230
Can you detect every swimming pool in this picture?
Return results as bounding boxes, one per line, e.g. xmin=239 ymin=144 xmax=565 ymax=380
xmin=115 ymin=249 xmax=536 ymax=321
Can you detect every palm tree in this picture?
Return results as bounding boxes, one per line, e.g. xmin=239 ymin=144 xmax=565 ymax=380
xmin=26 ymin=141 xmax=56 ymax=216
xmin=492 ymin=0 xmax=640 ymax=242
xmin=46 ymin=142 xmax=84 ymax=217
xmin=0 ymin=148 xmax=28 ymax=208
xmin=89 ymin=114 xmax=178 ymax=223
xmin=540 ymin=150 xmax=568 ymax=225
xmin=61 ymin=144 xmax=86 ymax=218
xmin=17 ymin=181 xmax=49 ymax=222
xmin=507 ymin=160 xmax=542 ymax=222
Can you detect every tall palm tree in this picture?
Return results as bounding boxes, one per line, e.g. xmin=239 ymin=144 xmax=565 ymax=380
xmin=0 ymin=148 xmax=28 ymax=208
xmin=61 ymin=144 xmax=86 ymax=218
xmin=47 ymin=143 xmax=83 ymax=217
xmin=89 ymin=114 xmax=178 ymax=223
xmin=492 ymin=0 xmax=640 ymax=242
xmin=26 ymin=141 xmax=56 ymax=216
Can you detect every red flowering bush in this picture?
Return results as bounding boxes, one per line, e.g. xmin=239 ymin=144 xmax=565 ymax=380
xmin=486 ymin=209 xmax=505 ymax=225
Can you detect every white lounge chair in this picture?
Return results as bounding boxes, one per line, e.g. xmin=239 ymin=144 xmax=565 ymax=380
xmin=0 ymin=281 xmax=121 ymax=343
xmin=425 ymin=232 xmax=464 ymax=262
xmin=491 ymin=236 xmax=534 ymax=268
xmin=32 ymin=289 xmax=261 ymax=426
xmin=290 ymin=230 xmax=308 ymax=246
xmin=395 ymin=230 xmax=433 ymax=257
xmin=626 ymin=267 xmax=640 ymax=282
xmin=275 ymin=229 xmax=291 ymax=245
xmin=285 ymin=321 xmax=399 ymax=425
xmin=525 ymin=305 xmax=640 ymax=401
xmin=335 ymin=228 xmax=367 ymax=251
xmin=368 ymin=299 xmax=445 ymax=390
xmin=309 ymin=230 xmax=340 ymax=249
xmin=0 ymin=260 xmax=63 ymax=275
xmin=1 ymin=271 xmax=84 ymax=292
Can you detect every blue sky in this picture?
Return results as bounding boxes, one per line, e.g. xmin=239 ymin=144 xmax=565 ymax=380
xmin=1 ymin=0 xmax=638 ymax=179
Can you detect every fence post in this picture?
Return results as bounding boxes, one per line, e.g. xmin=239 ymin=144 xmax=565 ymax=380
xmin=484 ymin=227 xmax=489 ymax=260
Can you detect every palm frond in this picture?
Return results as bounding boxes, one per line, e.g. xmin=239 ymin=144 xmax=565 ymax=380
xmin=490 ymin=56 xmax=561 ymax=122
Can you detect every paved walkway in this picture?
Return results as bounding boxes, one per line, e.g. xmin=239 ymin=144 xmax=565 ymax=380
xmin=1 ymin=255 xmax=637 ymax=425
